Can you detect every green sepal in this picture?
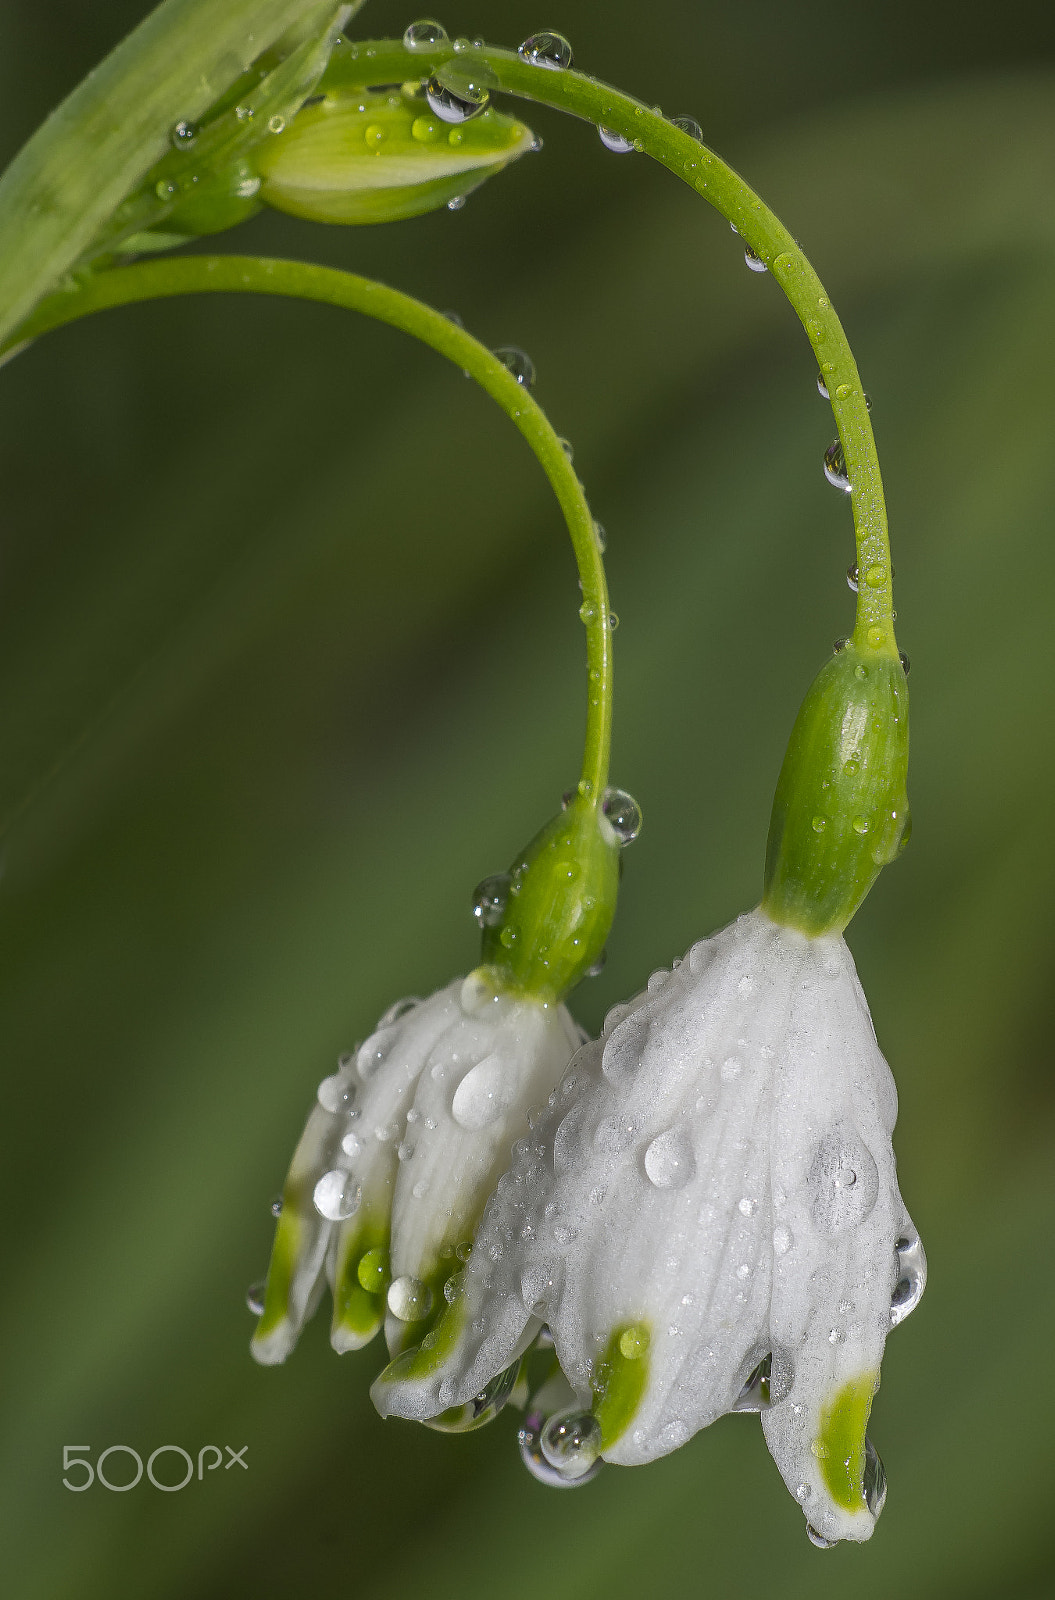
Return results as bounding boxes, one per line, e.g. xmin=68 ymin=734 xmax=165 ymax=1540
xmin=762 ymin=644 xmax=909 ymax=936
xmin=254 ymin=86 xmax=535 ymax=225
xmin=481 ymin=793 xmax=621 ymax=1003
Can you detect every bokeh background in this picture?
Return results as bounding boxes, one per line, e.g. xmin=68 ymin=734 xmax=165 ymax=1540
xmin=3 ymin=1 xmax=1055 ymax=1595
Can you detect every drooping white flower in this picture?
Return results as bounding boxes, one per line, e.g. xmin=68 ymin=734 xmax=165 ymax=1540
xmin=373 ymin=906 xmax=924 ymax=1545
xmin=250 ymin=970 xmax=582 ymax=1366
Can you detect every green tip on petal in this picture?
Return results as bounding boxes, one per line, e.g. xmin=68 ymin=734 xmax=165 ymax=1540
xmin=592 ymin=1322 xmax=651 ymax=1451
xmin=816 ymin=1372 xmax=878 ymax=1512
xmin=762 ymin=643 xmax=909 ymax=936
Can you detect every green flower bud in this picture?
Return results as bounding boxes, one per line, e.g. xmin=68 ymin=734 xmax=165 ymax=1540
xmin=254 ymin=85 xmax=535 ymax=225
xmin=762 ymin=643 xmax=909 ymax=936
xmin=479 ymin=793 xmax=621 ymax=1003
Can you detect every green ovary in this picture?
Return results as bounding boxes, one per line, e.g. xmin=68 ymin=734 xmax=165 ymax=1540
xmin=816 ymin=1373 xmax=877 ymax=1511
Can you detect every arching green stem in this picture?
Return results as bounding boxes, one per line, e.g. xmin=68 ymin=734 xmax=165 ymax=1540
xmin=327 ymin=38 xmax=897 ymax=659
xmin=5 ymin=254 xmax=613 ymax=801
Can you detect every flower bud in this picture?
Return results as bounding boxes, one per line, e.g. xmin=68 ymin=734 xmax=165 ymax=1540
xmin=480 ymin=792 xmax=621 ymax=1002
xmin=254 ymin=84 xmax=535 ymax=225
xmin=763 ymin=643 xmax=909 ymax=936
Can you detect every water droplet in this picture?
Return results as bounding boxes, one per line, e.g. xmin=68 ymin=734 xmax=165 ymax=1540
xmin=404 ymin=18 xmax=448 ymax=49
xmin=411 ymin=114 xmax=441 ymax=143
xmin=171 ymin=119 xmax=197 ymax=150
xmin=447 ymin=194 xmax=467 ymax=210
xmin=235 ymin=104 xmax=253 ymax=122
xmin=773 ymin=1223 xmax=792 ymax=1254
xmin=843 ymin=756 xmax=860 ymax=776
xmin=619 ymin=1324 xmax=649 ymax=1359
xmin=598 ymin=125 xmax=634 ymax=152
xmin=472 ymin=872 xmax=511 ymax=928
xmin=602 ymin=787 xmax=642 ymax=844
xmin=817 ymin=374 xmax=829 ymax=399
xmin=811 ymin=815 xmax=828 ymax=833
xmin=796 ymin=1482 xmax=811 ymax=1501
xmin=246 ymin=1281 xmax=266 ymax=1315
xmin=493 ymin=345 xmax=535 ymax=386
xmin=586 ymin=948 xmax=607 ymax=978
xmin=846 ymin=562 xmax=859 ymax=592
xmin=733 ymin=1353 xmax=772 ymax=1410
xmin=387 ymin=1275 xmax=433 ymax=1321
xmin=899 ymin=651 xmax=911 ymax=676
xmin=721 ymin=1055 xmax=742 ymax=1082
xmin=865 ymin=564 xmax=886 ymax=588
xmin=452 ymin=1053 xmax=516 ymax=1130
xmin=268 ymin=113 xmax=286 ymax=134
xmin=520 ymin=1407 xmax=600 ymax=1487
xmin=863 ymin=1436 xmax=887 ymax=1518
xmin=833 ymin=638 xmax=849 ymax=654
xmin=540 ymin=1409 xmax=603 ymax=1479
xmin=499 ymin=925 xmax=517 ymax=948
xmin=823 ymin=440 xmax=851 ymax=492
xmin=270 ymin=1194 xmax=283 ymax=1218
xmin=806 ymin=1525 xmax=836 ymax=1549
xmin=518 ymin=31 xmax=574 ymax=69
xmin=357 ymin=1247 xmax=389 ymax=1292
xmin=364 ymin=122 xmax=386 ymax=147
xmin=671 ymin=114 xmax=704 ymax=141
xmin=608 ymin=612 xmax=620 ymax=632
xmin=854 ymin=663 xmax=867 ymax=680
xmin=835 ymin=381 xmax=852 ymax=399
xmin=559 ymin=436 xmax=574 ymax=460
xmin=155 ymin=179 xmax=178 ymax=201
xmin=808 ymin=1128 xmax=879 ymax=1233
xmin=867 ymin=625 xmax=886 ymax=648
xmin=426 ymin=72 xmax=490 ymax=123
xmin=890 ymin=1227 xmax=927 ymax=1326
xmin=738 ymin=1196 xmax=757 ymax=1216
xmin=313 ymin=1169 xmax=362 ymax=1221
xmin=341 ymin=1131 xmax=362 ymax=1160
xmin=744 ymin=245 xmax=767 ymax=273
xmin=808 ymin=319 xmax=825 ymax=343
xmin=317 ymin=1073 xmax=355 ymax=1114
xmin=644 ymin=1127 xmax=696 ymax=1189
xmin=851 ymin=815 xmax=870 ymax=835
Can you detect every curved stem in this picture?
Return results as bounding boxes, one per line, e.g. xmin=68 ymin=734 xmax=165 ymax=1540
xmin=5 ymin=255 xmax=613 ymax=801
xmin=329 ymin=39 xmax=897 ymax=659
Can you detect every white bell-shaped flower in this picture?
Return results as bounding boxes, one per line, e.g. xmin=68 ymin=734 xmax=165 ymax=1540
xmin=250 ymin=971 xmax=582 ymax=1366
xmin=373 ymin=907 xmax=924 ymax=1545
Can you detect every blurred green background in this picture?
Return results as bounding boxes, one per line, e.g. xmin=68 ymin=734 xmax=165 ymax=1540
xmin=3 ymin=1 xmax=1055 ymax=1595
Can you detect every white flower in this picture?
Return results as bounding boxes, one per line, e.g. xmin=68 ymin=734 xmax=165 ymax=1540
xmin=373 ymin=907 xmax=924 ymax=1545
xmin=251 ymin=969 xmax=582 ymax=1366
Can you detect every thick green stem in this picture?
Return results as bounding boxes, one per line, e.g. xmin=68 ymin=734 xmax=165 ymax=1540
xmin=0 ymin=0 xmax=353 ymax=347
xmin=5 ymin=254 xmax=613 ymax=802
xmin=330 ymin=39 xmax=898 ymax=659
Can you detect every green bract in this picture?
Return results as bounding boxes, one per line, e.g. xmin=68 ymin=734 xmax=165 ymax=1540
xmin=762 ymin=643 xmax=910 ymax=936
xmin=255 ymin=86 xmax=535 ymax=225
xmin=481 ymin=794 xmax=621 ymax=1003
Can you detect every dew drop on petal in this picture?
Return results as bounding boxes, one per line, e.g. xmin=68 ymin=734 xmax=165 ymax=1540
xmin=387 ymin=1275 xmax=433 ymax=1321
xmin=404 ymin=18 xmax=448 ymax=49
xmin=806 ymin=1526 xmax=836 ymax=1549
xmin=808 ymin=1128 xmax=879 ymax=1234
xmin=451 ymin=1053 xmax=516 ymax=1130
xmin=733 ymin=1353 xmax=772 ymax=1410
xmin=313 ymin=1169 xmax=362 ymax=1221
xmin=890 ymin=1227 xmax=927 ymax=1326
xmin=246 ymin=1281 xmax=266 ymax=1315
xmin=171 ymin=119 xmax=197 ymax=150
xmin=540 ymin=1409 xmax=603 ymax=1479
xmin=643 ymin=1127 xmax=696 ymax=1189
xmin=317 ymin=1073 xmax=354 ymax=1114
xmin=773 ymin=1223 xmax=793 ymax=1255
xmin=357 ymin=1247 xmax=389 ymax=1292
xmin=863 ymin=1436 xmax=887 ymax=1517
xmin=518 ymin=31 xmax=574 ymax=69
xmin=341 ymin=1131 xmax=362 ymax=1160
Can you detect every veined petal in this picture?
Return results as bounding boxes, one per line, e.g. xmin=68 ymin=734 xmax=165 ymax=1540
xmin=383 ymin=973 xmax=581 ymax=1352
xmin=761 ymin=930 xmax=907 ymax=1543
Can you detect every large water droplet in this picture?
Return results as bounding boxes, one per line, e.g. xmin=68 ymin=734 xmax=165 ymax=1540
xmin=519 ymin=1407 xmax=600 ymax=1486
xmin=357 ymin=1247 xmax=389 ymax=1293
xmin=540 ymin=1409 xmax=603 ymax=1479
xmin=808 ymin=1128 xmax=879 ymax=1234
xmin=744 ymin=245 xmax=767 ymax=273
xmin=472 ymin=872 xmax=511 ymax=927
xmin=404 ymin=18 xmax=448 ymax=49
xmin=863 ymin=1435 xmax=887 ymax=1518
xmin=899 ymin=651 xmax=911 ymax=676
xmin=426 ymin=1360 xmax=522 ymax=1433
xmin=602 ymin=787 xmax=642 ymax=844
xmin=733 ymin=1353 xmax=772 ymax=1410
xmin=890 ymin=1227 xmax=927 ymax=1326
xmin=846 ymin=562 xmax=859 ymax=592
xmin=817 ymin=374 xmax=830 ymax=399
xmin=643 ymin=1127 xmax=696 ymax=1189
xmin=317 ymin=1073 xmax=355 ymax=1115
xmin=493 ymin=346 xmax=536 ymax=387
xmin=313 ymin=1169 xmax=361 ymax=1221
xmin=598 ymin=125 xmax=634 ymax=152
xmin=451 ymin=1052 xmax=516 ymax=1130
xmin=823 ymin=440 xmax=851 ymax=493
xmin=387 ymin=1275 xmax=433 ymax=1321
xmin=171 ymin=119 xmax=197 ymax=150
xmin=670 ymin=114 xmax=704 ymax=141
xmin=426 ymin=68 xmax=491 ymax=123
xmin=246 ymin=1281 xmax=266 ymax=1315
xmin=806 ymin=1525 xmax=836 ymax=1549
xmin=518 ymin=31 xmax=574 ymax=69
